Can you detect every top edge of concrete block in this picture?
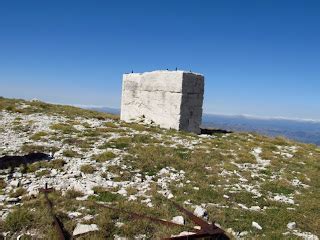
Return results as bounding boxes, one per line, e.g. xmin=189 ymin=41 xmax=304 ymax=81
xmin=124 ymin=70 xmax=204 ymax=77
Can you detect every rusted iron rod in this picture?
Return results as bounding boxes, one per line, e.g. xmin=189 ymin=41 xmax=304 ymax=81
xmin=169 ymin=200 xmax=226 ymax=236
xmin=98 ymin=203 xmax=200 ymax=232
xmin=164 ymin=232 xmax=230 ymax=240
xmin=98 ymin=202 xmax=229 ymax=239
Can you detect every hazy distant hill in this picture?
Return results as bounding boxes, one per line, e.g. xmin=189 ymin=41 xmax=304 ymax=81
xmin=202 ymin=114 xmax=320 ymax=145
xmin=90 ymin=107 xmax=320 ymax=145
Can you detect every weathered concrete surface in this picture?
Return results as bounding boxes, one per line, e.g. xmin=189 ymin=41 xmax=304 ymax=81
xmin=120 ymin=70 xmax=204 ymax=133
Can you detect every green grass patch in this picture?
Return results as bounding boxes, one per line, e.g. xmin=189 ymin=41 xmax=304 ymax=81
xmin=89 ymin=191 xmax=122 ymax=202
xmin=80 ymin=164 xmax=96 ymax=174
xmin=93 ymin=151 xmax=116 ymax=162
xmin=9 ymin=187 xmax=27 ymax=198
xmin=261 ymin=179 xmax=295 ymax=195
xmin=63 ymin=149 xmax=82 ymax=158
xmin=50 ymin=123 xmax=77 ymax=134
xmin=30 ymin=131 xmax=48 ymax=141
xmin=4 ymin=208 xmax=33 ymax=232
xmin=99 ymin=137 xmax=131 ymax=149
xmin=35 ymin=169 xmax=51 ymax=177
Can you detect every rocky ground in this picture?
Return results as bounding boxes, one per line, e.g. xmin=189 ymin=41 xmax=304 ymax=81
xmin=0 ymin=97 xmax=319 ymax=239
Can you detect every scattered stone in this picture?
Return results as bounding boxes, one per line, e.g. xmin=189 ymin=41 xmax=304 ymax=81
xmin=0 ymin=210 xmax=9 ymax=221
xmin=194 ymin=206 xmax=207 ymax=219
xmin=239 ymin=231 xmax=248 ymax=237
xmin=291 ymin=230 xmax=319 ymax=240
xmin=172 ymin=216 xmax=184 ymax=225
xmin=114 ymin=235 xmax=128 ymax=240
xmin=115 ymin=222 xmax=125 ymax=228
xmin=287 ymin=222 xmax=296 ymax=230
xmin=76 ymin=196 xmax=88 ymax=201
xmin=68 ymin=212 xmax=82 ymax=219
xmin=273 ymin=194 xmax=295 ymax=204
xmin=238 ymin=203 xmax=248 ymax=210
xmin=73 ymin=223 xmax=99 ymax=236
xmin=10 ymin=180 xmax=20 ymax=187
xmin=83 ymin=215 xmax=94 ymax=221
xmin=252 ymin=221 xmax=262 ymax=230
xmin=159 ymin=168 xmax=170 ymax=175
xmin=128 ymin=195 xmax=137 ymax=201
xmin=117 ymin=189 xmax=127 ymax=196
xmin=250 ymin=206 xmax=261 ymax=211
xmin=0 ymin=195 xmax=6 ymax=202
xmin=167 ymin=193 xmax=174 ymax=199
xmin=174 ymin=231 xmax=196 ymax=237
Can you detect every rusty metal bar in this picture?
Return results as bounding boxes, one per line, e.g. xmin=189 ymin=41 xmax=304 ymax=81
xmin=98 ymin=200 xmax=229 ymax=240
xmin=169 ymin=200 xmax=226 ymax=236
xmin=164 ymin=232 xmax=230 ymax=240
xmin=98 ymin=203 xmax=200 ymax=232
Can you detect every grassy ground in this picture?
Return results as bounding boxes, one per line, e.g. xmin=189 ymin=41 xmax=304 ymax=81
xmin=0 ymin=97 xmax=319 ymax=239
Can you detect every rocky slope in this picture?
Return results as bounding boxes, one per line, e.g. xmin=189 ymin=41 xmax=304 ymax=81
xmin=0 ymin=97 xmax=319 ymax=239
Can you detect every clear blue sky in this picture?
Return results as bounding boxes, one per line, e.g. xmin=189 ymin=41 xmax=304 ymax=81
xmin=1 ymin=0 xmax=319 ymax=120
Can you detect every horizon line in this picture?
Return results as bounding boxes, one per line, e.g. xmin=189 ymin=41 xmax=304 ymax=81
xmin=70 ymin=103 xmax=320 ymax=124
xmin=23 ymin=99 xmax=320 ymax=124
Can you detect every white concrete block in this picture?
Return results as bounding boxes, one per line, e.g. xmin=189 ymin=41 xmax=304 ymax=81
xmin=120 ymin=70 xmax=204 ymax=133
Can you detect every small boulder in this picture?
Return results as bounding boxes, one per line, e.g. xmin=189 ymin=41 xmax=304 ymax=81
xmin=83 ymin=215 xmax=94 ymax=221
xmin=68 ymin=212 xmax=82 ymax=219
xmin=239 ymin=231 xmax=248 ymax=237
xmin=0 ymin=195 xmax=6 ymax=202
xmin=194 ymin=206 xmax=207 ymax=218
xmin=10 ymin=180 xmax=20 ymax=187
xmin=117 ymin=189 xmax=127 ymax=196
xmin=73 ymin=223 xmax=99 ymax=236
xmin=167 ymin=193 xmax=174 ymax=199
xmin=252 ymin=221 xmax=262 ymax=230
xmin=287 ymin=222 xmax=296 ymax=230
xmin=172 ymin=216 xmax=184 ymax=225
xmin=250 ymin=206 xmax=261 ymax=211
xmin=177 ymin=231 xmax=195 ymax=237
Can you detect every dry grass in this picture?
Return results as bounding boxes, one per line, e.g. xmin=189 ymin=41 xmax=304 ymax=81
xmin=1 ymin=97 xmax=319 ymax=239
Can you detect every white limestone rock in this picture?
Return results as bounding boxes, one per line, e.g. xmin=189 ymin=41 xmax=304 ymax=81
xmin=250 ymin=206 xmax=261 ymax=211
xmin=252 ymin=221 xmax=262 ymax=230
xmin=9 ymin=180 xmax=20 ymax=187
xmin=287 ymin=222 xmax=296 ymax=230
xmin=68 ymin=212 xmax=82 ymax=219
xmin=175 ymin=231 xmax=196 ymax=237
xmin=117 ymin=188 xmax=127 ymax=196
xmin=73 ymin=223 xmax=99 ymax=236
xmin=172 ymin=216 xmax=185 ymax=225
xmin=194 ymin=206 xmax=207 ymax=218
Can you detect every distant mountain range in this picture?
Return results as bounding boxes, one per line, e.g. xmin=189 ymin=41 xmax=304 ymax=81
xmin=86 ymin=107 xmax=320 ymax=145
xmin=202 ymin=114 xmax=320 ymax=146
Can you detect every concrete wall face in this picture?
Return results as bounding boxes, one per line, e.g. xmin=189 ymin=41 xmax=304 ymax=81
xmin=120 ymin=70 xmax=204 ymax=133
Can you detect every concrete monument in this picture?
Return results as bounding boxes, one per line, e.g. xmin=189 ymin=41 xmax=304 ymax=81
xmin=120 ymin=70 xmax=204 ymax=133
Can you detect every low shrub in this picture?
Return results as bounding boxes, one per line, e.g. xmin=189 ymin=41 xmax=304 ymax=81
xmin=93 ymin=151 xmax=116 ymax=162
xmin=65 ymin=189 xmax=84 ymax=199
xmin=5 ymin=208 xmax=33 ymax=232
xmin=63 ymin=150 xmax=82 ymax=158
xmin=80 ymin=164 xmax=95 ymax=174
